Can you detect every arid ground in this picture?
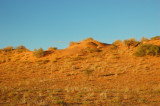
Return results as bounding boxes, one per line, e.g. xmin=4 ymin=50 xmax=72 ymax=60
xmin=0 ymin=38 xmax=160 ymax=105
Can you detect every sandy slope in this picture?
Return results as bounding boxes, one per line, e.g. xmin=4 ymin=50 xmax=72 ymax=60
xmin=0 ymin=38 xmax=160 ymax=105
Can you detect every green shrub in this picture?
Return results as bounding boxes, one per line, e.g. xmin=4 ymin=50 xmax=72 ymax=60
xmin=48 ymin=47 xmax=57 ymax=50
xmin=33 ymin=48 xmax=45 ymax=58
xmin=133 ymin=44 xmax=160 ymax=57
xmin=123 ymin=38 xmax=140 ymax=48
xmin=3 ymin=46 xmax=14 ymax=52
xmin=150 ymin=36 xmax=160 ymax=40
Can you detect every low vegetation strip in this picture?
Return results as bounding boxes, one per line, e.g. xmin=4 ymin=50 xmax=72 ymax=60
xmin=134 ymin=44 xmax=160 ymax=57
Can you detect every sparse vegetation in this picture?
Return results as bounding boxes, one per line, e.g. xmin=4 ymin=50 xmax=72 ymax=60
xmin=16 ymin=45 xmax=28 ymax=52
xmin=69 ymin=41 xmax=79 ymax=46
xmin=2 ymin=46 xmax=14 ymax=52
xmin=83 ymin=69 xmax=94 ymax=79
xmin=113 ymin=39 xmax=122 ymax=46
xmin=140 ymin=36 xmax=149 ymax=43
xmin=1 ymin=37 xmax=160 ymax=105
xmin=150 ymin=36 xmax=160 ymax=40
xmin=48 ymin=47 xmax=57 ymax=50
xmin=134 ymin=44 xmax=160 ymax=57
xmin=123 ymin=38 xmax=140 ymax=48
xmin=16 ymin=45 xmax=26 ymax=49
xmin=33 ymin=48 xmax=45 ymax=58
xmin=83 ymin=48 xmax=101 ymax=53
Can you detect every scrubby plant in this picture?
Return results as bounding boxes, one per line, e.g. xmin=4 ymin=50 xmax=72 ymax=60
xmin=123 ymin=38 xmax=140 ymax=48
xmin=33 ymin=48 xmax=45 ymax=58
xmin=150 ymin=36 xmax=160 ymax=40
xmin=48 ymin=47 xmax=57 ymax=50
xmin=69 ymin=41 xmax=79 ymax=46
xmin=112 ymin=40 xmax=122 ymax=46
xmin=16 ymin=45 xmax=26 ymax=49
xmin=16 ymin=45 xmax=28 ymax=52
xmin=133 ymin=44 xmax=160 ymax=57
xmin=3 ymin=46 xmax=14 ymax=52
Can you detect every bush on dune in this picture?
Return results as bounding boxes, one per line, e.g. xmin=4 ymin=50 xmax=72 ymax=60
xmin=33 ymin=48 xmax=45 ymax=58
xmin=48 ymin=47 xmax=57 ymax=50
xmin=2 ymin=46 xmax=14 ymax=52
xmin=134 ymin=44 xmax=160 ymax=57
xmin=150 ymin=36 xmax=160 ymax=40
xmin=16 ymin=45 xmax=29 ymax=52
xmin=123 ymin=38 xmax=140 ymax=48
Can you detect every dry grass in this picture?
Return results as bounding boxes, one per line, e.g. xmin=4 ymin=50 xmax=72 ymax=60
xmin=0 ymin=37 xmax=160 ymax=105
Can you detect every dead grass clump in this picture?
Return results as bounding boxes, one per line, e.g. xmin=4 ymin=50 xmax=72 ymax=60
xmin=33 ymin=48 xmax=45 ymax=58
xmin=150 ymin=36 xmax=160 ymax=40
xmin=3 ymin=46 xmax=14 ymax=52
xmin=123 ymin=38 xmax=140 ymax=48
xmin=133 ymin=44 xmax=160 ymax=57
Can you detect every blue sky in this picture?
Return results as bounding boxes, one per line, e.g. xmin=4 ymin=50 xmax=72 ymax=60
xmin=0 ymin=0 xmax=160 ymax=50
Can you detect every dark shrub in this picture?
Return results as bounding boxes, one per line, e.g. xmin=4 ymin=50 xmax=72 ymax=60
xmin=134 ymin=44 xmax=160 ymax=57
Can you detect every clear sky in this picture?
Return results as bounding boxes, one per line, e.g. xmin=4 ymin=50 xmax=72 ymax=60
xmin=0 ymin=0 xmax=160 ymax=50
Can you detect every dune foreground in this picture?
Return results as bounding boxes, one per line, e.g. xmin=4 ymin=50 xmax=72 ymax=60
xmin=0 ymin=38 xmax=160 ymax=105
